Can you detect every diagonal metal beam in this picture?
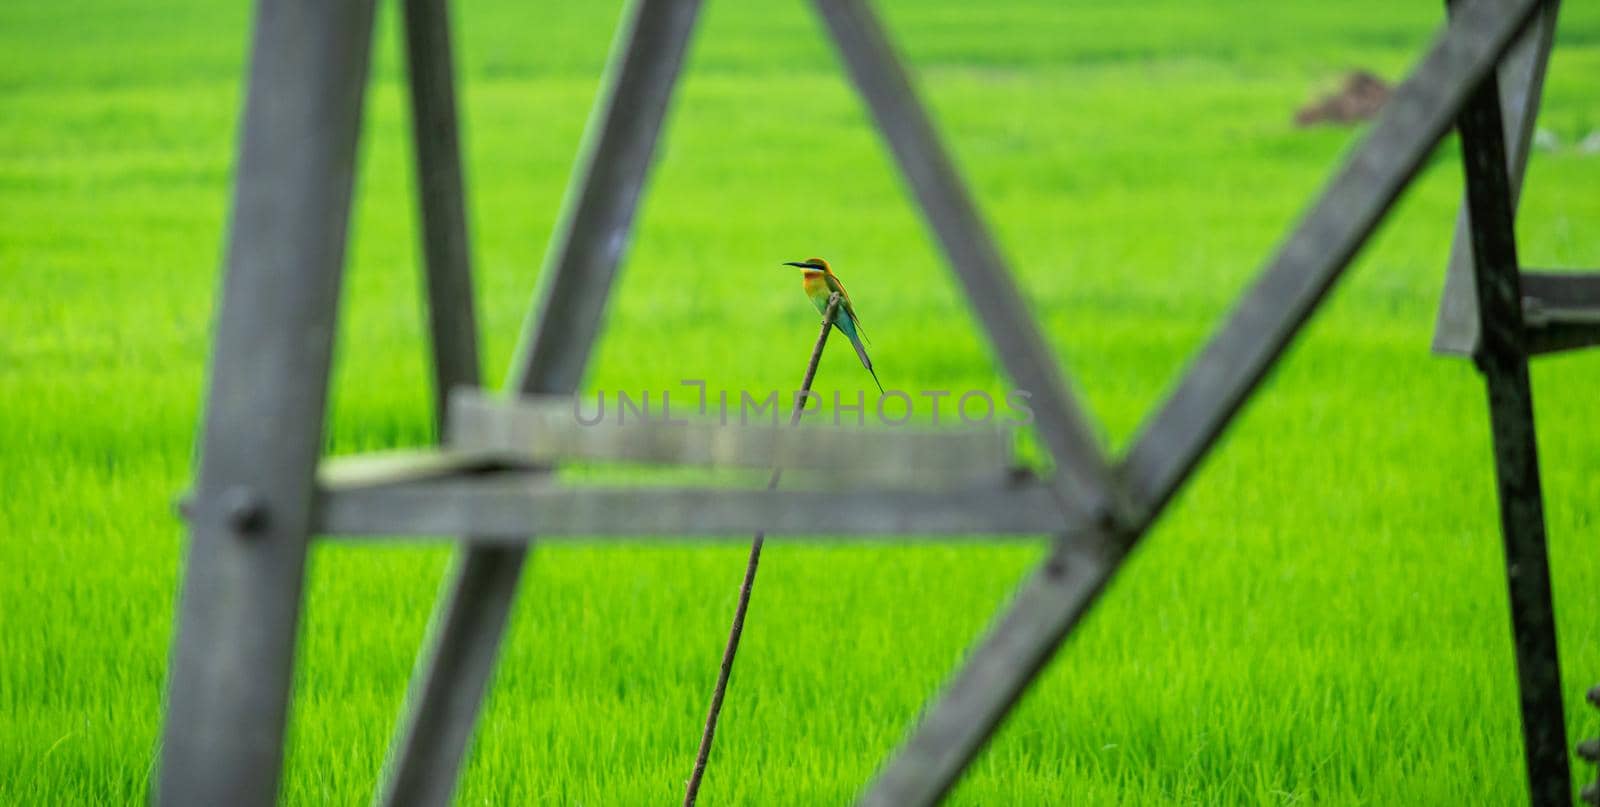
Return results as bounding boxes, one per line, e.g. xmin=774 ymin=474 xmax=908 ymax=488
xmin=402 ymin=0 xmax=482 ymax=425
xmin=156 ymin=0 xmax=379 ymax=803
xmin=856 ymin=537 xmax=1116 ymax=807
xmin=811 ymin=0 xmax=1115 ymax=522
xmin=1454 ymin=29 xmax=1571 ymax=805
xmin=378 ymin=2 xmax=704 ymax=804
xmin=859 ymin=1 xmax=1545 ymax=803
xmin=377 ymin=0 xmax=487 ymax=802
xmin=1432 ymin=0 xmax=1560 ymax=357
xmin=1122 ymin=0 xmax=1544 ymax=525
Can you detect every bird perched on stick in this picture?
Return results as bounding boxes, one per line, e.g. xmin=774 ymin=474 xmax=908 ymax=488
xmin=783 ymin=257 xmax=883 ymax=393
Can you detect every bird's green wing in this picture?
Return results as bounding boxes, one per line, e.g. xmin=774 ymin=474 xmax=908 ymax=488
xmin=824 ymin=273 xmax=870 ymax=344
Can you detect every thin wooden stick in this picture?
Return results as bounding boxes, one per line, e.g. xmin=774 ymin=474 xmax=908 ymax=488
xmin=683 ymin=292 xmax=842 ymax=806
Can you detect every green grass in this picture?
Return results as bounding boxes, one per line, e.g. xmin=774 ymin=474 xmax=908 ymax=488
xmin=4 ymin=0 xmax=1600 ymax=803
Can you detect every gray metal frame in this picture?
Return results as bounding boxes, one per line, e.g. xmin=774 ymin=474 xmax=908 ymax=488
xmin=159 ymin=0 xmax=1587 ymax=804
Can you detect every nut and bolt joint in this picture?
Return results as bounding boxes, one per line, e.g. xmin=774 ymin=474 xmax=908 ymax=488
xmin=219 ymin=487 xmax=269 ymax=536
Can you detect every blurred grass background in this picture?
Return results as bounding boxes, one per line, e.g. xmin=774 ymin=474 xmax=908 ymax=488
xmin=2 ymin=0 xmax=1599 ymax=803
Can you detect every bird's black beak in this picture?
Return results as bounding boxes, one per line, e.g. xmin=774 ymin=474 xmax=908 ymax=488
xmin=782 ymin=261 xmax=809 ymax=268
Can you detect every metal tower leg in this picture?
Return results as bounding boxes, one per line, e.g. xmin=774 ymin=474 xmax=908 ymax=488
xmin=1455 ymin=23 xmax=1572 ymax=804
xmin=157 ymin=0 xmax=379 ymax=803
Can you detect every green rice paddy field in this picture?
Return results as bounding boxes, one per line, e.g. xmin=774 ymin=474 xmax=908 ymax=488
xmin=4 ymin=0 xmax=1600 ymax=803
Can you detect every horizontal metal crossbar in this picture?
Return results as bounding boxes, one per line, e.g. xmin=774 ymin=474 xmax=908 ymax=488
xmin=314 ymin=469 xmax=1081 ymax=538
xmin=447 ymin=389 xmax=1016 ymax=485
xmin=1522 ymin=270 xmax=1600 ymax=309
xmin=316 ymin=448 xmax=529 ymax=487
xmin=1523 ymin=271 xmax=1600 ymax=353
